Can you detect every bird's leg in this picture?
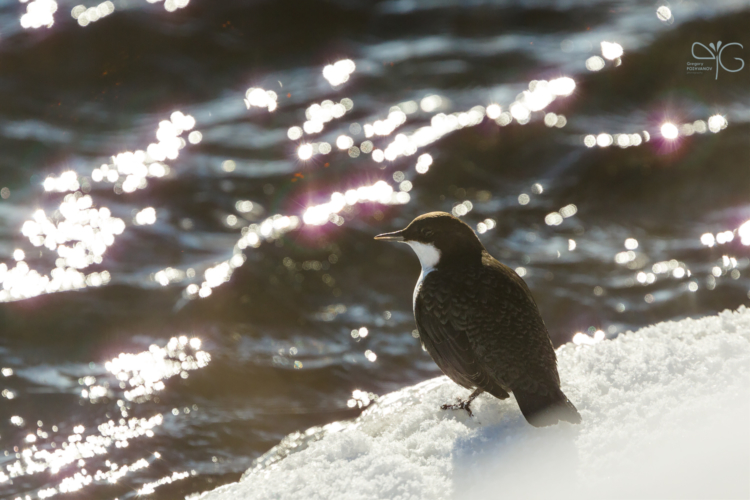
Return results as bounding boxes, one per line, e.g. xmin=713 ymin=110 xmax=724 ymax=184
xmin=440 ymin=388 xmax=484 ymax=417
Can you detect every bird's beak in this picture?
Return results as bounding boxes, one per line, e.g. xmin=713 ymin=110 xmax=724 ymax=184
xmin=374 ymin=229 xmax=405 ymax=242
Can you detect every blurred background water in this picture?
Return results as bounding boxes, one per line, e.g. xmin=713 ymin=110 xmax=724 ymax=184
xmin=0 ymin=0 xmax=749 ymax=498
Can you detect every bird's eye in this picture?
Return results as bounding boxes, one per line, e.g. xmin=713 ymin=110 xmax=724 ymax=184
xmin=421 ymin=228 xmax=434 ymax=237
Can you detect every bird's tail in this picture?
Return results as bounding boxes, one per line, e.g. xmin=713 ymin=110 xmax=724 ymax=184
xmin=514 ymin=387 xmax=581 ymax=427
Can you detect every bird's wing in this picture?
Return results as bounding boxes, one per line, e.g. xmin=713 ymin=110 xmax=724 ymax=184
xmin=415 ymin=272 xmax=510 ymax=398
xmin=419 ymin=257 xmax=560 ymax=395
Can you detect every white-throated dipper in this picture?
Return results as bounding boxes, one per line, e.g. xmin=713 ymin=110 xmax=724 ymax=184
xmin=375 ymin=212 xmax=581 ymax=427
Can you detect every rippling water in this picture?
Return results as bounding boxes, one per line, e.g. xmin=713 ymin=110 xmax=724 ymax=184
xmin=1 ymin=0 xmax=750 ymax=497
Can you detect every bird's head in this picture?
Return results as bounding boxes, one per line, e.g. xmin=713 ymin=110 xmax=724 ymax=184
xmin=374 ymin=212 xmax=485 ymax=269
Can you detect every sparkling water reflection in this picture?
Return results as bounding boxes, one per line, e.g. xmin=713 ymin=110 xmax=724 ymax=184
xmin=1 ymin=337 xmax=208 ymax=498
xmin=0 ymin=112 xmax=196 ymax=303
xmin=2 ymin=0 xmax=750 ymax=498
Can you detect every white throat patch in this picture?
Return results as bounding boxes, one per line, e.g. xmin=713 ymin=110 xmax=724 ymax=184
xmin=406 ymin=241 xmax=441 ymax=271
xmin=405 ymin=241 xmax=441 ymax=309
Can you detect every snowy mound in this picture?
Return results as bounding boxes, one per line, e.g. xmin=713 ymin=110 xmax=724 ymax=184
xmin=198 ymin=308 xmax=750 ymax=500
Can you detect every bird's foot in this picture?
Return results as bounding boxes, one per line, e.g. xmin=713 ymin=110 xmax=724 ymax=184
xmin=441 ymin=399 xmax=474 ymax=417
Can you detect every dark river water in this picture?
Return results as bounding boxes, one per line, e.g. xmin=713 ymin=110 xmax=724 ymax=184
xmin=1 ymin=0 xmax=749 ymax=498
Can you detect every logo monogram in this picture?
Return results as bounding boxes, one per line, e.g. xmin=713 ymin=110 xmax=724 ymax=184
xmin=691 ymin=41 xmax=745 ymax=80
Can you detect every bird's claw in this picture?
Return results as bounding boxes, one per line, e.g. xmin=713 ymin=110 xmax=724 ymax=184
xmin=440 ymin=399 xmax=474 ymax=417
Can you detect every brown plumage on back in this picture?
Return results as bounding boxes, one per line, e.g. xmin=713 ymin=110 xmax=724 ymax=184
xmin=376 ymin=212 xmax=581 ymax=427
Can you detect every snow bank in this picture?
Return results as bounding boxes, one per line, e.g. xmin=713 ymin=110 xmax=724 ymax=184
xmin=197 ymin=308 xmax=750 ymax=500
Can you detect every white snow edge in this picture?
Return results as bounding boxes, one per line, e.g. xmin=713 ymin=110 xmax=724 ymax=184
xmin=197 ymin=307 xmax=750 ymax=500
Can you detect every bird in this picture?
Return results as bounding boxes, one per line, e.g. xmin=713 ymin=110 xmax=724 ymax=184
xmin=375 ymin=211 xmax=581 ymax=427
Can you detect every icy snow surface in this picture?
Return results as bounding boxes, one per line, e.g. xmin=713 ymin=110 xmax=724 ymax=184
xmin=198 ymin=308 xmax=750 ymax=500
